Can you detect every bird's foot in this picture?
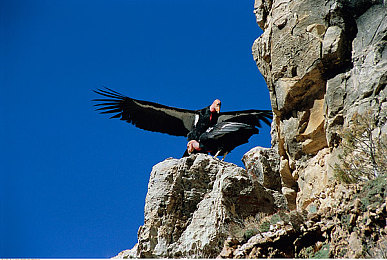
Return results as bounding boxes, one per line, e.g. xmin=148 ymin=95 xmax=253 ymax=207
xmin=221 ymin=152 xmax=228 ymax=161
xmin=213 ymin=150 xmax=221 ymax=160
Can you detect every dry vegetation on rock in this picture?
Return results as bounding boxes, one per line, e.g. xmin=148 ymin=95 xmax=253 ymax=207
xmin=334 ymin=111 xmax=387 ymax=183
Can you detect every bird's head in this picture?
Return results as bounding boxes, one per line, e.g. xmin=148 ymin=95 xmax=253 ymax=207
xmin=187 ymin=140 xmax=200 ymax=154
xmin=210 ymin=99 xmax=221 ymax=113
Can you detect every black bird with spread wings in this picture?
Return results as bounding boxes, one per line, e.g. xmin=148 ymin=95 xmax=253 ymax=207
xmin=93 ymin=87 xmax=272 ymax=156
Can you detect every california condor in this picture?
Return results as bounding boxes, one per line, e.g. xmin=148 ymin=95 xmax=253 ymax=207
xmin=93 ymin=88 xmax=220 ymax=138
xmin=186 ymin=122 xmax=259 ymax=160
xmin=93 ymin=87 xmax=272 ymax=155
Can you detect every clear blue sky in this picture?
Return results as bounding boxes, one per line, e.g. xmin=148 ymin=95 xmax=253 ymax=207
xmin=1 ymin=0 xmax=271 ymax=257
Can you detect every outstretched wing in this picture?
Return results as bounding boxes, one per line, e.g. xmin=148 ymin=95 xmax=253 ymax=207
xmin=200 ymin=122 xmax=259 ymax=155
xmin=203 ymin=122 xmax=258 ymax=139
xmin=218 ymin=109 xmax=273 ymax=128
xmin=93 ymin=88 xmax=197 ymax=136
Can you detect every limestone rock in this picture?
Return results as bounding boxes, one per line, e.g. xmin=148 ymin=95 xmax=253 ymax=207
xmin=115 ymin=1 xmax=387 ymax=258
xmin=296 ymin=148 xmax=333 ymax=209
xmin=242 ymin=147 xmax=288 ymax=210
xmin=298 ymin=98 xmax=328 ymax=155
xmin=253 ymin=0 xmax=387 ymax=212
xmin=347 ymin=232 xmax=363 ymax=258
xmin=322 ymin=26 xmax=346 ymax=65
xmin=218 ymin=174 xmax=387 ymax=258
xmin=254 ymin=0 xmax=272 ymax=29
xmin=242 ymin=147 xmax=281 ymax=191
xmin=117 ymin=154 xmax=287 ymax=258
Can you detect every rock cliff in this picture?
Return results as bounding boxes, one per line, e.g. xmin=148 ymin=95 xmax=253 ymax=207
xmin=115 ymin=153 xmax=287 ymax=258
xmin=115 ymin=0 xmax=386 ymax=258
xmin=252 ymin=0 xmax=387 ymax=211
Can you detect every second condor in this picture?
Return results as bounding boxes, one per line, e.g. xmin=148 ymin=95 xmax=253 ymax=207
xmin=186 ymin=122 xmax=259 ymax=160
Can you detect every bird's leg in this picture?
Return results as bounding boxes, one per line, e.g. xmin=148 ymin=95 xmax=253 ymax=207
xmin=213 ymin=150 xmax=221 ymax=159
xmin=221 ymin=152 xmax=228 ymax=161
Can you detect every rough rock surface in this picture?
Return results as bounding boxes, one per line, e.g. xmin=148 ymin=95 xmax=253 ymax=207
xmin=116 ymin=154 xmax=286 ymax=258
xmin=242 ymin=147 xmax=281 ymax=192
xmin=115 ymin=0 xmax=387 ymax=258
xmin=252 ymin=0 xmax=387 ymax=209
xmin=218 ymin=174 xmax=387 ymax=258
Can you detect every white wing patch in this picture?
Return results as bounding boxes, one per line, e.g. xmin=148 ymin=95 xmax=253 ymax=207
xmin=206 ymin=126 xmax=214 ymax=132
xmin=220 ymin=123 xmax=231 ymax=129
xmin=194 ymin=114 xmax=199 ymax=126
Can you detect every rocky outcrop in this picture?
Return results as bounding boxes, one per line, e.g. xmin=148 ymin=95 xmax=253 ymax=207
xmin=218 ymin=174 xmax=387 ymax=258
xmin=252 ymin=0 xmax=387 ymax=209
xmin=115 ymin=0 xmax=387 ymax=258
xmin=242 ymin=147 xmax=281 ymax=192
xmin=116 ymin=154 xmax=287 ymax=258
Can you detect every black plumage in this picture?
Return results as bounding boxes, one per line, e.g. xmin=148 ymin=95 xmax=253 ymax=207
xmin=186 ymin=106 xmax=218 ymax=141
xmin=219 ymin=110 xmax=272 ymax=128
xmin=93 ymin=87 xmax=272 ymax=156
xmin=190 ymin=122 xmax=259 ymax=158
xmin=93 ymin=88 xmax=198 ymax=137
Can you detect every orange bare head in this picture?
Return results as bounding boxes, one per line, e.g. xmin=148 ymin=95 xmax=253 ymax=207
xmin=210 ymin=99 xmax=221 ymax=113
xmin=187 ymin=140 xmax=200 ymax=154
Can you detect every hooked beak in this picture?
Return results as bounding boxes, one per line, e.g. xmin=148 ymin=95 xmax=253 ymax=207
xmin=215 ymin=105 xmax=220 ymax=113
xmin=210 ymin=99 xmax=221 ymax=113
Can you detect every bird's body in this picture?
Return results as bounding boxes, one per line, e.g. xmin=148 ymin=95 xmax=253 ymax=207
xmin=187 ymin=122 xmax=259 ymax=159
xmin=201 ymin=122 xmax=259 ymax=156
xmin=187 ymin=106 xmax=219 ymax=141
xmin=93 ymin=88 xmax=220 ymax=139
xmin=93 ymin=87 xmax=272 ymax=158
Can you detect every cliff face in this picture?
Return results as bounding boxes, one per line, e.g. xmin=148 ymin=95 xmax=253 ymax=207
xmin=253 ymin=0 xmax=387 ymax=211
xmin=115 ymin=0 xmax=386 ymax=258
xmin=116 ymin=152 xmax=287 ymax=258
